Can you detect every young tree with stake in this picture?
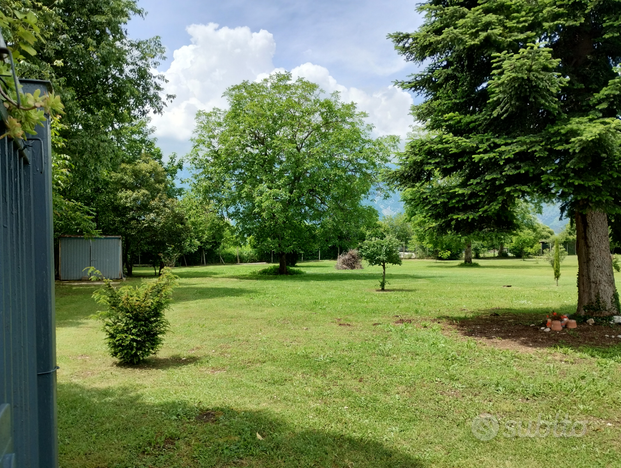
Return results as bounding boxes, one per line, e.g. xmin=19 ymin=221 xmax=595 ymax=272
xmin=359 ymin=236 xmax=402 ymax=291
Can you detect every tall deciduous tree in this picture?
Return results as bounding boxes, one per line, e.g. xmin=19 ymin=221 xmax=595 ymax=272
xmin=188 ymin=72 xmax=398 ymax=274
xmin=390 ymin=0 xmax=621 ymax=314
xmin=96 ymin=155 xmax=189 ymax=276
xmin=16 ymin=0 xmax=171 ymax=213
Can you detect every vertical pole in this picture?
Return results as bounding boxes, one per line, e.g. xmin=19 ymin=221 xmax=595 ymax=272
xmin=30 ymin=112 xmax=58 ymax=465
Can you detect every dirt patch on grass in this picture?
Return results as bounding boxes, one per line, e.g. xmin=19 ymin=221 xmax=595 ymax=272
xmin=444 ymin=311 xmax=621 ymax=354
xmin=200 ymin=366 xmax=227 ymax=374
xmin=196 ymin=410 xmax=223 ymax=423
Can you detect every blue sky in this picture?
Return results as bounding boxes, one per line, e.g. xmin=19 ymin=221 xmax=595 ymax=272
xmin=128 ymin=0 xmax=424 ymax=159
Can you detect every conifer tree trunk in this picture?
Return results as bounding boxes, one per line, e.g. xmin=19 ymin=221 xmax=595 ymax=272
xmin=464 ymin=241 xmax=473 ymax=264
xmin=576 ymin=210 xmax=618 ymax=315
xmin=279 ymin=252 xmax=288 ymax=275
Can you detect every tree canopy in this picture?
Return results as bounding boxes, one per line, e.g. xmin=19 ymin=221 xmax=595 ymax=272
xmin=389 ymin=0 xmax=621 ymax=314
xmin=188 ymin=72 xmax=398 ymax=274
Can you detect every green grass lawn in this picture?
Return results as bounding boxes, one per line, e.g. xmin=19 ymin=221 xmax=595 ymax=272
xmin=55 ymin=257 xmax=621 ymax=467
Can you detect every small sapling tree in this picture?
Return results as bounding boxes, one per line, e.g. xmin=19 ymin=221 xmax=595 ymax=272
xmin=359 ymin=236 xmax=402 ymax=290
xmin=545 ymin=238 xmax=567 ymax=286
xmin=90 ymin=267 xmax=178 ymax=364
xmin=553 ymin=241 xmax=561 ymax=286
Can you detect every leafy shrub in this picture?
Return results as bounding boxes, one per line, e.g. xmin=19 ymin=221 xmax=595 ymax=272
xmin=91 ymin=267 xmax=178 ymax=364
xmin=335 ymin=249 xmax=363 ymax=270
xmin=254 ymin=265 xmax=305 ymax=276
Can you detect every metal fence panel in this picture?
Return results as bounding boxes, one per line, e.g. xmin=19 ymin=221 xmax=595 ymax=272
xmin=0 ymin=79 xmax=58 ymax=467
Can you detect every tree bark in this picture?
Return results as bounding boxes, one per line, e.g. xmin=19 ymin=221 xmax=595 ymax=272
xmin=279 ymin=252 xmax=288 ymax=275
xmin=498 ymin=243 xmax=504 ymax=257
xmin=576 ymin=210 xmax=619 ymax=315
xmin=381 ymin=262 xmax=386 ymax=290
xmin=464 ymin=241 xmax=472 ymax=264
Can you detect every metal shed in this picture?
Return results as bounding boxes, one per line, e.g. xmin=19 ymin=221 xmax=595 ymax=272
xmin=59 ymin=236 xmax=123 ymax=280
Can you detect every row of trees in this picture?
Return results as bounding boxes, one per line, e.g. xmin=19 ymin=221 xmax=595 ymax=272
xmin=2 ymin=1 xmax=246 ymax=275
xmin=378 ymin=211 xmax=578 ymax=261
xmin=3 ymin=2 xmax=397 ymax=276
xmin=6 ymin=0 xmax=620 ymax=317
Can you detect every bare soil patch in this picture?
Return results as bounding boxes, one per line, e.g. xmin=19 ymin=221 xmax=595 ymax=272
xmin=444 ymin=311 xmax=621 ymax=353
xmin=196 ymin=410 xmax=223 ymax=424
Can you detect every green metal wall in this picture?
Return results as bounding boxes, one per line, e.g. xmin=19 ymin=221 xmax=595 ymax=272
xmin=0 ymin=80 xmax=58 ymax=467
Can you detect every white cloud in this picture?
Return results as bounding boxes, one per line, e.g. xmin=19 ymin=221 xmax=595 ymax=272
xmin=290 ymin=63 xmax=413 ymax=140
xmin=152 ymin=23 xmax=276 ymax=140
xmin=153 ymin=25 xmax=414 ymax=144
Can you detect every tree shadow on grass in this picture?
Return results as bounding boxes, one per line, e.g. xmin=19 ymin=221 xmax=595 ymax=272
xmin=425 ymin=262 xmax=546 ymax=270
xmin=115 ymin=355 xmax=202 ymax=370
xmin=133 ymin=267 xmax=220 ymax=279
xmin=221 ymin=271 xmax=440 ymax=283
xmin=172 ymin=285 xmax=256 ymax=304
xmin=442 ymin=308 xmax=621 ymax=361
xmin=58 ymin=383 xmax=426 ymax=468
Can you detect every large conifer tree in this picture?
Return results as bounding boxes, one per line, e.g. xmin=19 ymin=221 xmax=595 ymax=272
xmin=390 ymin=0 xmax=621 ymax=314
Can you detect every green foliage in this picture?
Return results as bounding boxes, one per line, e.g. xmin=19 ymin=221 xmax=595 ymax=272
xmin=359 ymin=236 xmax=402 ymax=290
xmin=179 ymin=192 xmax=228 ymax=258
xmin=218 ymin=246 xmax=259 ymax=264
xmin=407 ymin=213 xmax=464 ymax=260
xmin=96 ymin=155 xmax=190 ymax=275
xmin=13 ymin=0 xmax=170 ymax=236
xmin=553 ymin=240 xmax=562 ymax=286
xmin=509 ymin=221 xmax=554 ymax=259
xmin=188 ymin=71 xmax=397 ymax=266
xmin=254 ymin=265 xmax=304 ymax=276
xmin=380 ymin=213 xmax=413 ymax=251
xmin=90 ymin=267 xmax=178 ymax=365
xmin=0 ymin=1 xmax=64 ymax=139
xmin=544 ymin=240 xmax=568 ymax=267
xmin=388 ymin=0 xmax=621 ymax=306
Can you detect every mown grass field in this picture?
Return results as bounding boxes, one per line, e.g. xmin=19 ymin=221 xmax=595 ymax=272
xmin=56 ymin=257 xmax=621 ymax=467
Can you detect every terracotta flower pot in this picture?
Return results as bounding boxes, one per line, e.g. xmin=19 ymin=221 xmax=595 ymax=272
xmin=567 ymin=320 xmax=577 ymax=329
xmin=551 ymin=320 xmax=563 ymax=331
